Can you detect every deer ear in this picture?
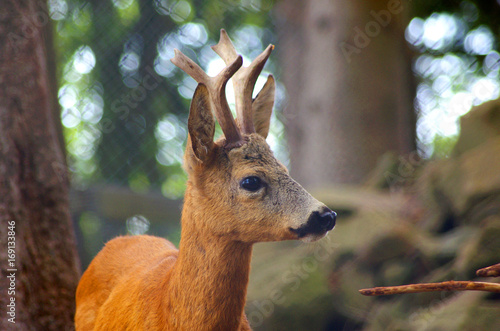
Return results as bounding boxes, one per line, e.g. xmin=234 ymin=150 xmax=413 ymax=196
xmin=187 ymin=84 xmax=215 ymax=162
xmin=252 ymin=75 xmax=275 ymax=139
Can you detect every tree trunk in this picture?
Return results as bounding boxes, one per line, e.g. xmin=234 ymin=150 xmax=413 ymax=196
xmin=0 ymin=1 xmax=80 ymax=330
xmin=276 ymin=0 xmax=416 ymax=188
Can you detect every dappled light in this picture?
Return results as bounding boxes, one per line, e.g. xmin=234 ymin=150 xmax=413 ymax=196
xmin=423 ymin=14 xmax=464 ymax=51
xmin=154 ymin=0 xmax=193 ymax=23
xmin=126 ymin=214 xmax=151 ymax=235
xmin=155 ymin=114 xmax=186 ymax=168
xmin=54 ymin=0 xmax=499 ymax=192
xmin=407 ymin=7 xmax=500 ymax=157
xmin=464 ymin=26 xmax=494 ymax=55
xmin=73 ymin=45 xmax=96 ymax=74
xmin=48 ymin=0 xmax=69 ymax=20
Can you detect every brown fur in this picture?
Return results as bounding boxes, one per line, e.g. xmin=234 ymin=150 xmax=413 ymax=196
xmin=75 ymin=60 xmax=332 ymax=331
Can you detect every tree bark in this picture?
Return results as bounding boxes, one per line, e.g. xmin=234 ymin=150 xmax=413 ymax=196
xmin=276 ymin=0 xmax=416 ymax=187
xmin=0 ymin=1 xmax=80 ymax=330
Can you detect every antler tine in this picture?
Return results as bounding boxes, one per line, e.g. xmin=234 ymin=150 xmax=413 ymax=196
xmin=209 ymin=54 xmax=244 ymax=145
xmin=211 ymin=29 xmax=238 ymax=64
xmin=171 ymin=48 xmax=244 ymax=145
xmin=171 ymin=49 xmax=210 ymax=85
xmin=212 ymin=29 xmax=274 ymax=135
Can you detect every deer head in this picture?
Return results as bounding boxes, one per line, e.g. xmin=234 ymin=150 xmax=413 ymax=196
xmin=171 ymin=29 xmax=335 ymax=243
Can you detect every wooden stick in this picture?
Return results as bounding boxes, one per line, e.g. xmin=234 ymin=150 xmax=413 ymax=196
xmin=476 ymin=263 xmax=500 ymax=277
xmin=359 ymin=280 xmax=500 ymax=296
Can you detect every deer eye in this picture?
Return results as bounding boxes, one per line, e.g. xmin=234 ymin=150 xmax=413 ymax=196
xmin=240 ymin=176 xmax=263 ymax=192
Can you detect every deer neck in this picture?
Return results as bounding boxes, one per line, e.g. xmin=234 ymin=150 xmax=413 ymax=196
xmin=168 ymin=191 xmax=253 ymax=329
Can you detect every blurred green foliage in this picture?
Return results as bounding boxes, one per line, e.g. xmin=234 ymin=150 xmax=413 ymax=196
xmin=51 ymin=0 xmax=278 ymax=197
xmin=408 ymin=1 xmax=500 ymax=157
xmin=51 ymin=0 xmax=499 ymax=193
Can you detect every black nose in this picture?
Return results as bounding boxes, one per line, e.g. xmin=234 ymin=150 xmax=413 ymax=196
xmin=313 ymin=209 xmax=336 ymax=232
xmin=289 ymin=208 xmax=336 ymax=238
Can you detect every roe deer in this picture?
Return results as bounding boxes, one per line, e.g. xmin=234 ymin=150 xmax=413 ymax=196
xmin=75 ymin=29 xmax=336 ymax=330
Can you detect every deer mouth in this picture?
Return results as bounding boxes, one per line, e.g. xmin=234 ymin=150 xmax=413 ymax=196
xmin=289 ymin=209 xmax=336 ymax=241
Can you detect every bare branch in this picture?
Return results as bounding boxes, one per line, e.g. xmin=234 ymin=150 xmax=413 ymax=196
xmin=477 ymin=263 xmax=500 ymax=277
xmin=359 ymin=280 xmax=500 ymax=296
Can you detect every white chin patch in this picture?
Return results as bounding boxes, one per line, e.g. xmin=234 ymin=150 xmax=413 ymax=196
xmin=299 ymin=232 xmax=328 ymax=243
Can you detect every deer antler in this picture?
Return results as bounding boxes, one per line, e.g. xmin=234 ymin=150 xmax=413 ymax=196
xmin=171 ymin=49 xmax=244 ymax=146
xmin=212 ymin=29 xmax=274 ymax=135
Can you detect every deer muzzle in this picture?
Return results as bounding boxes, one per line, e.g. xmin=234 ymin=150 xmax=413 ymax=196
xmin=289 ymin=207 xmax=336 ymax=242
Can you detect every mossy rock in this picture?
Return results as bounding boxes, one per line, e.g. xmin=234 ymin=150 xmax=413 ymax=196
xmin=453 ymin=217 xmax=500 ymax=278
xmin=417 ymin=136 xmax=500 ymax=231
